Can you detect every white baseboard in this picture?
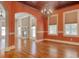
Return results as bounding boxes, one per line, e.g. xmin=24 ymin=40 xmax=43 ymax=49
xmin=44 ymin=39 xmax=79 ymax=46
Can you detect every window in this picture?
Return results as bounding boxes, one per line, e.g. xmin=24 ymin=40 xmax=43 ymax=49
xmin=48 ymin=25 xmax=57 ymax=34
xmin=64 ymin=10 xmax=79 ymax=36
xmin=48 ymin=14 xmax=58 ymax=35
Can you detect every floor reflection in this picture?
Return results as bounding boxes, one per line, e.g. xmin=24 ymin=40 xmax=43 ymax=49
xmin=31 ymin=41 xmax=36 ymax=54
xmin=0 ymin=39 xmax=5 ymax=57
xmin=16 ymin=38 xmax=22 ymax=52
xmin=64 ymin=48 xmax=78 ymax=58
xmin=0 ymin=40 xmax=79 ymax=58
xmin=24 ymin=39 xmax=27 ymax=47
xmin=49 ymin=47 xmax=58 ymax=57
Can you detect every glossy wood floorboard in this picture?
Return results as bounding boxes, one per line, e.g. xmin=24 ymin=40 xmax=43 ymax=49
xmin=0 ymin=39 xmax=79 ymax=58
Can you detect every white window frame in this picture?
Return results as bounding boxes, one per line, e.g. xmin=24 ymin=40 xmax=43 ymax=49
xmin=63 ymin=9 xmax=79 ymax=37
xmin=48 ymin=14 xmax=58 ymax=35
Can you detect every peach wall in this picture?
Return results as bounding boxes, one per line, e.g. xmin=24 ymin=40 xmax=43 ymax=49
xmin=44 ymin=4 xmax=79 ymax=42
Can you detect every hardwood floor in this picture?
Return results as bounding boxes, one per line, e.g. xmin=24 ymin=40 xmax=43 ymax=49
xmin=0 ymin=39 xmax=79 ymax=58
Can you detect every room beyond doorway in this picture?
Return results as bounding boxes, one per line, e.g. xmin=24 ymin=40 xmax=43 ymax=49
xmin=15 ymin=12 xmax=37 ymax=51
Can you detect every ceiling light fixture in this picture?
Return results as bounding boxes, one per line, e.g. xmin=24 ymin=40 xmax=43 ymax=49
xmin=41 ymin=7 xmax=54 ymax=20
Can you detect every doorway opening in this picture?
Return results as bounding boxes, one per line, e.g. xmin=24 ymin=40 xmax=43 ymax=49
xmin=0 ymin=3 xmax=7 ymax=53
xmin=15 ymin=13 xmax=37 ymax=51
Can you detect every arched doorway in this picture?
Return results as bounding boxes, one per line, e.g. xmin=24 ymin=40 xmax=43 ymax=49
xmin=0 ymin=3 xmax=7 ymax=53
xmin=15 ymin=12 xmax=37 ymax=51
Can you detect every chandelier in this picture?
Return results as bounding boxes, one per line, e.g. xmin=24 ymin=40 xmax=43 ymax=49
xmin=41 ymin=7 xmax=54 ymax=19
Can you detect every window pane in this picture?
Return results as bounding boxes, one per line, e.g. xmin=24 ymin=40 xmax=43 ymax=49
xmin=49 ymin=25 xmax=57 ymax=34
xmin=24 ymin=31 xmax=27 ymax=37
xmin=71 ymin=24 xmax=77 ymax=35
xmin=65 ymin=24 xmax=71 ymax=35
xmin=1 ymin=27 xmax=5 ymax=36
xmin=65 ymin=24 xmax=77 ymax=35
